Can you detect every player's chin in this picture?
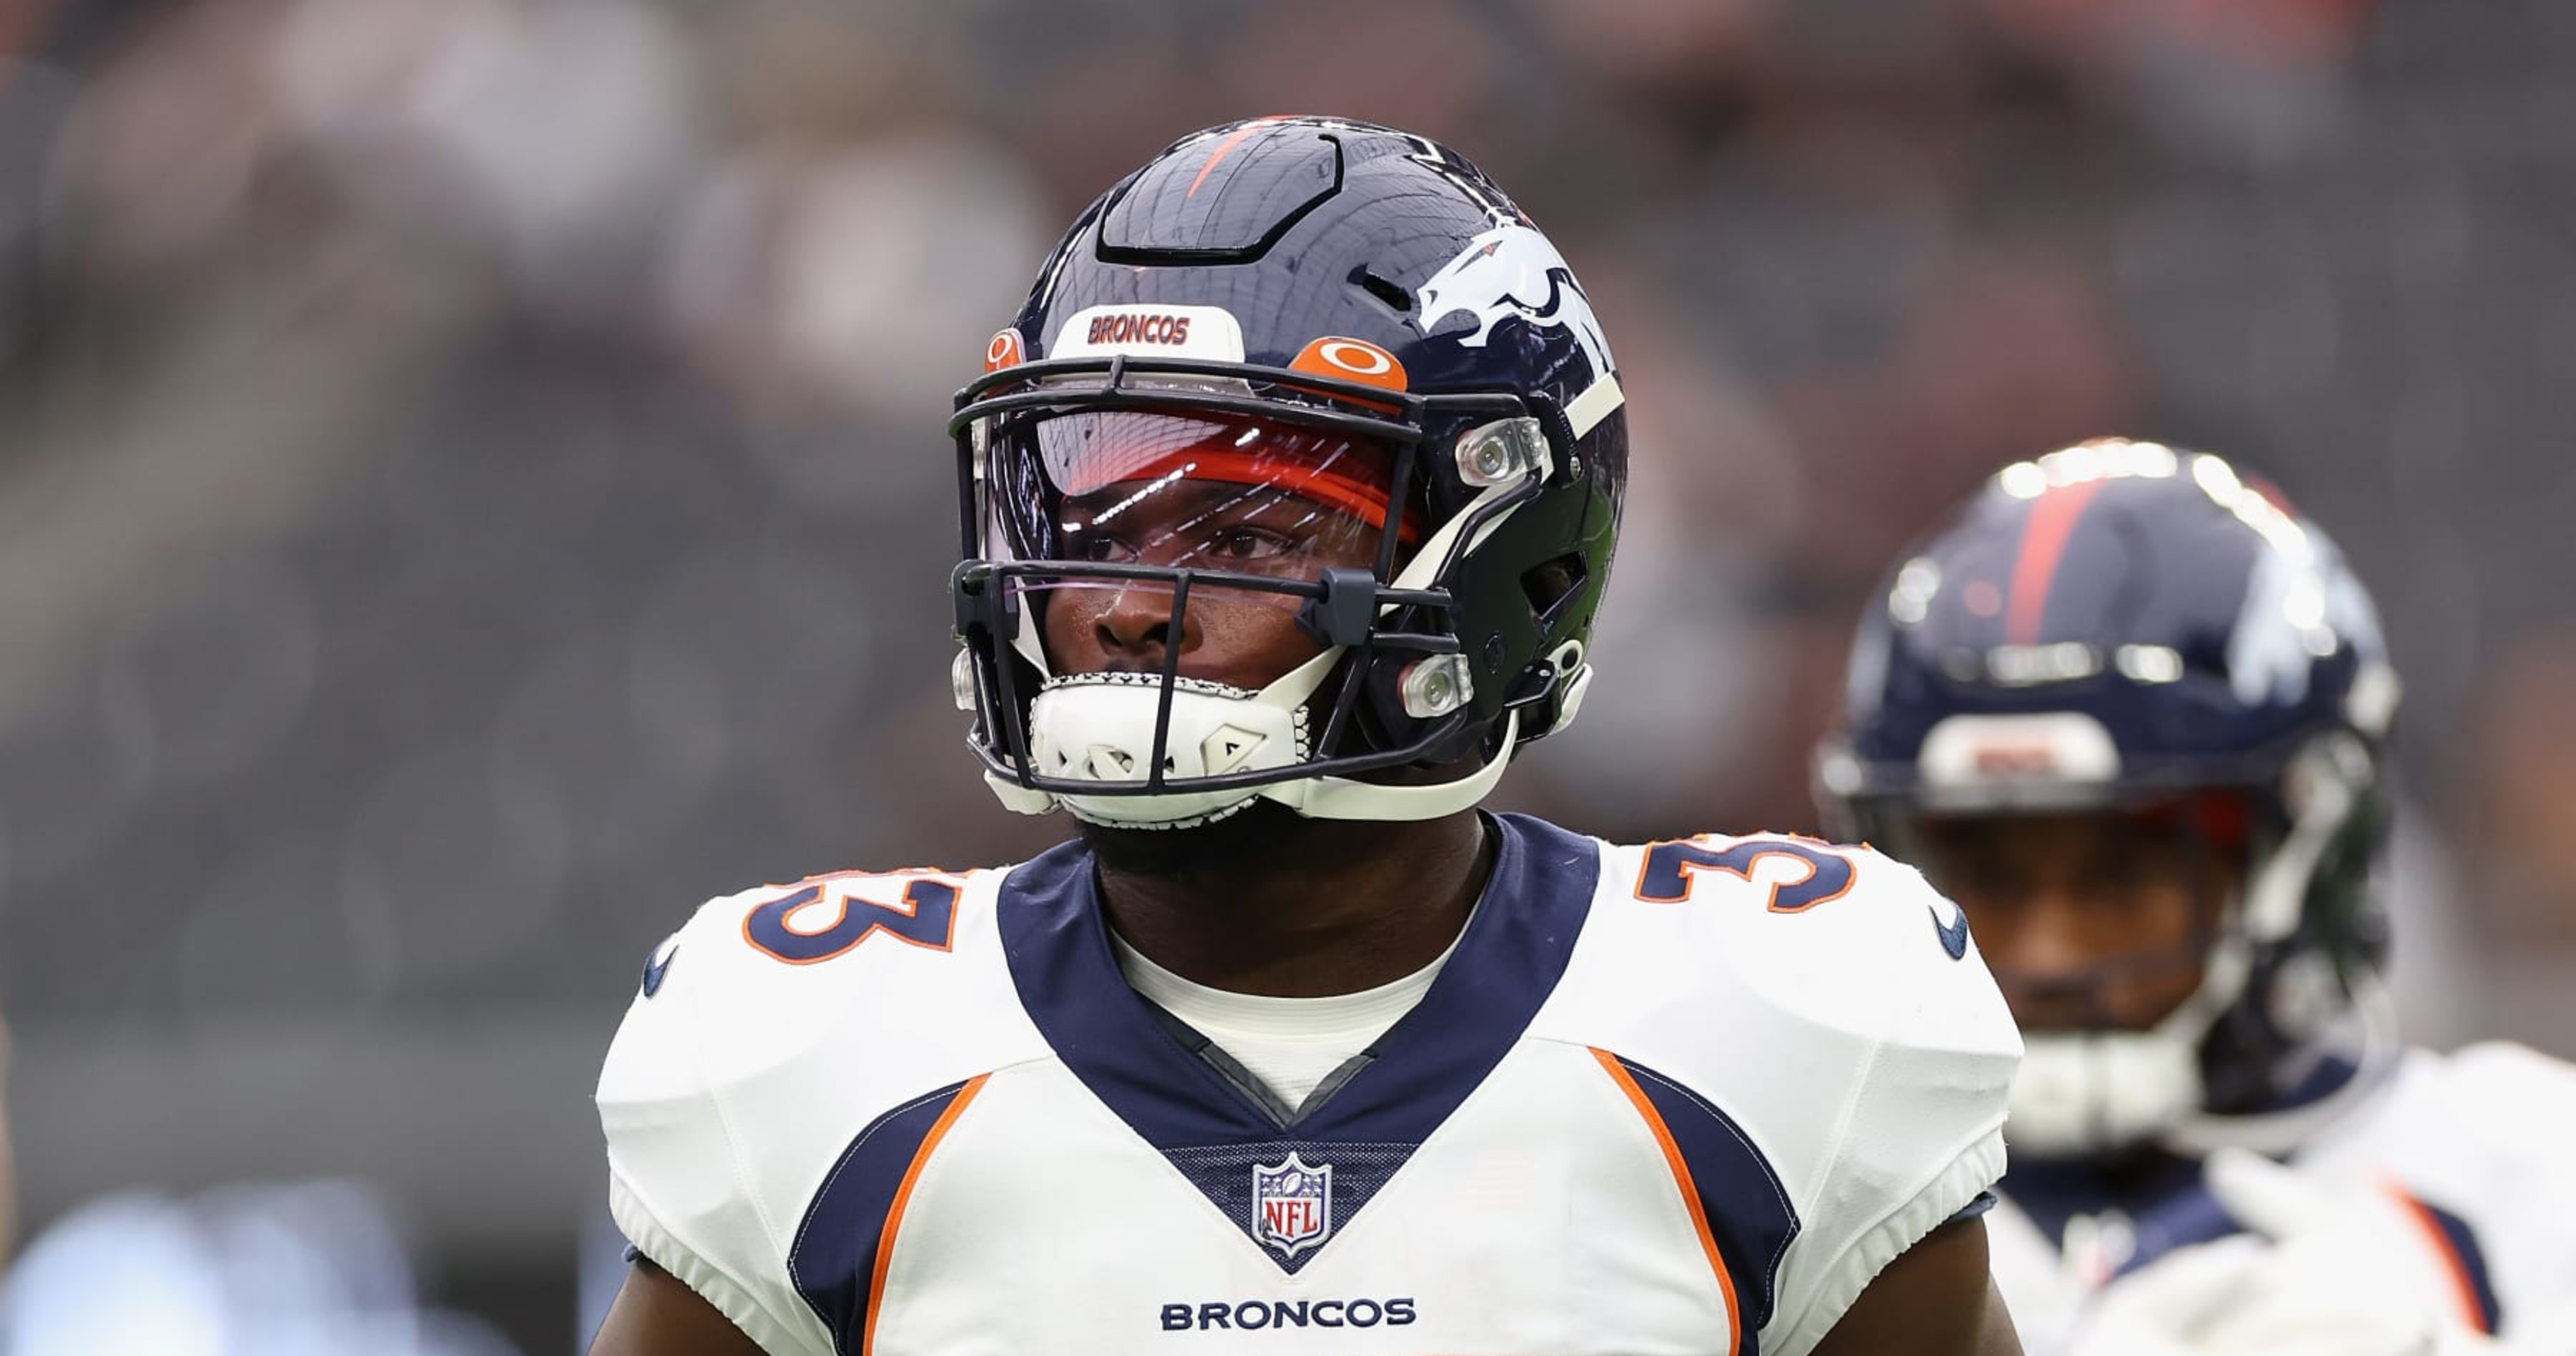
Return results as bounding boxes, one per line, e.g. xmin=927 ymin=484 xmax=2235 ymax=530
xmin=1074 ymin=799 xmax=1321 ymax=879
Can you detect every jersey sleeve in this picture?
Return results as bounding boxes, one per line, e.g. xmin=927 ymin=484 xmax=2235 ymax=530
xmin=1754 ymin=848 xmax=2022 ymax=1356
xmin=595 ymin=895 xmax=838 ymax=1356
xmin=2328 ymin=1041 xmax=2576 ymax=1342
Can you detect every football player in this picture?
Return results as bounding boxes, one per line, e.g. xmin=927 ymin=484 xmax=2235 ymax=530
xmin=587 ymin=117 xmax=2026 ymax=1356
xmin=1815 ymin=439 xmax=2576 ymax=1355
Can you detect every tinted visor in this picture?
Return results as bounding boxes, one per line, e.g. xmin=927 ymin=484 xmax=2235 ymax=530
xmin=991 ymin=410 xmax=1424 ymax=573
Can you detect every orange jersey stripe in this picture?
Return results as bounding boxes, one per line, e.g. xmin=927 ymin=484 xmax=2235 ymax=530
xmin=1591 ymin=1048 xmax=1743 ymax=1354
xmin=2384 ymin=1184 xmax=2494 ymax=1335
xmin=862 ymin=1074 xmax=991 ymax=1355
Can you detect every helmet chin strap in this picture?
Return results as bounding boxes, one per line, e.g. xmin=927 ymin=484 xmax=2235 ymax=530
xmin=2006 ymin=1028 xmax=2207 ymax=1161
xmin=992 ymin=652 xmax=1522 ymax=829
xmin=1025 ymin=646 xmax=1339 ymax=830
xmin=1260 ymin=711 xmax=1519 ymax=822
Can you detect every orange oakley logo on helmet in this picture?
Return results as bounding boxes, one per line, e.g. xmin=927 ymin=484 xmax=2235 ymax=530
xmin=984 ymin=328 xmax=1027 ymax=374
xmin=1289 ymin=336 xmax=1407 ymax=395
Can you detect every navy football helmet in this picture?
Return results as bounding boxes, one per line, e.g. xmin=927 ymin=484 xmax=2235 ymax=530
xmin=1815 ymin=439 xmax=2402 ymax=1159
xmin=949 ymin=117 xmax=1627 ymax=829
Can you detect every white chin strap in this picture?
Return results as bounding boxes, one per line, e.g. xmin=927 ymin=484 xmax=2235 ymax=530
xmin=1013 ymin=651 xmax=1331 ymax=830
xmin=2007 ymin=1028 xmax=2210 ymax=1160
xmin=986 ymin=644 xmax=1517 ymax=828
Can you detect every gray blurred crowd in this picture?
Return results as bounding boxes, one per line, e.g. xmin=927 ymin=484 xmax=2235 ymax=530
xmin=1 ymin=0 xmax=2573 ymax=1347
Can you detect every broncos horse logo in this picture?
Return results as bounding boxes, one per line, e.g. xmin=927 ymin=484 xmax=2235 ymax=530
xmin=1415 ymin=224 xmax=1616 ymax=388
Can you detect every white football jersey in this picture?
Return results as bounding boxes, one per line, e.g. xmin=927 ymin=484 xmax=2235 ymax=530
xmin=1989 ymin=1041 xmax=2576 ymax=1353
xmin=596 ymin=814 xmax=2021 ymax=1356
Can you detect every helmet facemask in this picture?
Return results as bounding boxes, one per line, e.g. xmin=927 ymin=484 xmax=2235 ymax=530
xmin=1865 ymin=791 xmax=2249 ymax=1160
xmin=1833 ymin=727 xmax=2397 ymax=1161
xmin=950 ymin=355 xmax=1582 ymax=830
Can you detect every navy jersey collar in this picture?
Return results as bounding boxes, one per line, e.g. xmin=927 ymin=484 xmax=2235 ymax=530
xmin=998 ymin=812 xmax=1600 ymax=1144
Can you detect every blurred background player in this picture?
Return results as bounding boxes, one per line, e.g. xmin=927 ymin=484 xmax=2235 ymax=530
xmin=588 ymin=116 xmax=2022 ymax=1356
xmin=1815 ymin=439 xmax=2576 ymax=1355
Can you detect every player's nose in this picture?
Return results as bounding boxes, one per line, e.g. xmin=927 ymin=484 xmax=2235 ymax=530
xmin=1979 ymin=890 xmax=2096 ymax=981
xmin=1093 ymin=584 xmax=1202 ymax=670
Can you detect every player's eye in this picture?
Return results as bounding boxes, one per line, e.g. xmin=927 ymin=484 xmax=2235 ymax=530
xmin=1927 ymin=836 xmax=2027 ymax=906
xmin=2089 ymin=833 xmax=2190 ymax=895
xmin=1204 ymin=527 xmax=1298 ymax=561
xmin=1067 ymin=530 xmax=1133 ymax=563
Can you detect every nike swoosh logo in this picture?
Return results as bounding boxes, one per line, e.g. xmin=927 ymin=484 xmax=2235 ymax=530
xmin=641 ymin=937 xmax=680 ymax=997
xmin=1929 ymin=902 xmax=1970 ymax=961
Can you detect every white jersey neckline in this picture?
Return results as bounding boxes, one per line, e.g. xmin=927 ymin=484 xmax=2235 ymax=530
xmin=1110 ymin=922 xmax=1464 ymax=1106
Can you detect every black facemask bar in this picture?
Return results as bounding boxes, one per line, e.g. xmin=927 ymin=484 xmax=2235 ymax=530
xmin=948 ymin=353 xmax=1565 ymax=799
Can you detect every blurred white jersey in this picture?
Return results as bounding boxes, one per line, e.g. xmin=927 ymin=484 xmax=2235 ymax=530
xmin=596 ymin=814 xmax=2020 ymax=1356
xmin=1989 ymin=1041 xmax=2576 ymax=1352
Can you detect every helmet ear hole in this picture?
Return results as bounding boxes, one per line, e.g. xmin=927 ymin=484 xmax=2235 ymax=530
xmin=1521 ymin=553 xmax=1588 ymax=627
xmin=1348 ymin=265 xmax=1415 ymax=317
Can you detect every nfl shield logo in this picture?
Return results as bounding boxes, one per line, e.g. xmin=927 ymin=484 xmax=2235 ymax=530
xmin=1251 ymin=1152 xmax=1333 ymax=1257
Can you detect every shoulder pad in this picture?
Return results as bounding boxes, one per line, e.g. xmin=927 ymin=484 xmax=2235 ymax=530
xmin=593 ymin=864 xmax=1048 ymax=1354
xmin=1606 ymin=833 xmax=2014 ymax=1047
xmin=1553 ymin=833 xmax=2021 ymax=1356
xmin=600 ymin=866 xmax=1009 ymax=1102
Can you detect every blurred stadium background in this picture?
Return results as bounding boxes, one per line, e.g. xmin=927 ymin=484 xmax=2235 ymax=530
xmin=1 ymin=0 xmax=2571 ymax=1349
